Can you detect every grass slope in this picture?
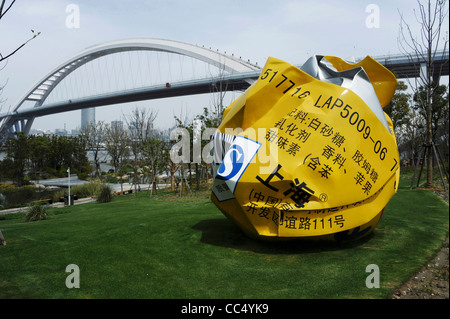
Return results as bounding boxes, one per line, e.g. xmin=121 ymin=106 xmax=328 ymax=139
xmin=0 ymin=182 xmax=448 ymax=299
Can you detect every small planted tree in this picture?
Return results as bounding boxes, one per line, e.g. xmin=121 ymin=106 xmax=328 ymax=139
xmin=79 ymin=121 xmax=106 ymax=178
xmin=24 ymin=204 xmax=47 ymax=222
xmin=124 ymin=107 xmax=158 ymax=196
xmin=96 ymin=184 xmax=113 ymax=203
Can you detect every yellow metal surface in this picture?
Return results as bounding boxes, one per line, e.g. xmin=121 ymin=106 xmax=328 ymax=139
xmin=211 ymin=56 xmax=400 ymax=241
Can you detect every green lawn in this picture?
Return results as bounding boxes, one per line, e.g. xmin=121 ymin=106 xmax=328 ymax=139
xmin=0 ymin=179 xmax=448 ymax=299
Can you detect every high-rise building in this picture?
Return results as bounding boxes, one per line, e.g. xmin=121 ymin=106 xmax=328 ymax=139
xmin=55 ymin=128 xmax=67 ymax=136
xmin=81 ymin=107 xmax=95 ymax=128
xmin=111 ymin=120 xmax=123 ymax=129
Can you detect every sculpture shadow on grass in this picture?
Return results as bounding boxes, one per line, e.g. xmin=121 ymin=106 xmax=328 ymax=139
xmin=191 ymin=218 xmax=374 ymax=255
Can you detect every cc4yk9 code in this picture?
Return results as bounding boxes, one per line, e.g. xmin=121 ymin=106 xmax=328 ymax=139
xmin=226 ymin=303 xmax=268 ymax=314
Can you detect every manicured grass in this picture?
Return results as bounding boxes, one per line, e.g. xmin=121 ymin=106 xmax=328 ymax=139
xmin=0 ymin=180 xmax=448 ymax=299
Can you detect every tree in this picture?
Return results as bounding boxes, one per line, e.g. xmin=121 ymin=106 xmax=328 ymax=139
xmin=0 ymin=133 xmax=89 ymax=183
xmin=403 ymin=109 xmax=424 ymax=167
xmin=42 ymin=134 xmax=87 ymax=176
xmin=48 ymin=135 xmax=73 ymax=173
xmin=0 ymin=0 xmax=40 ymax=114
xmin=384 ymin=80 xmax=414 ymax=165
xmin=167 ymin=143 xmax=179 ymax=191
xmin=71 ymin=135 xmax=90 ymax=178
xmin=79 ymin=121 xmax=106 ymax=178
xmin=4 ymin=132 xmax=28 ymax=186
xmin=384 ymin=81 xmax=412 ymax=136
xmin=398 ymin=0 xmax=449 ymax=187
xmin=413 ymin=82 xmax=449 ymax=142
xmin=104 ymin=121 xmax=129 ymax=192
xmin=0 ymin=77 xmax=7 ymax=111
xmin=28 ymin=134 xmax=49 ymax=180
xmin=173 ymin=113 xmax=196 ymax=193
xmin=194 ymin=108 xmax=220 ymax=185
xmin=142 ymin=133 xmax=167 ymax=195
xmin=124 ymin=107 xmax=158 ymax=195
xmin=0 ymin=156 xmax=14 ymax=182
xmin=208 ymin=58 xmax=230 ymax=126
xmin=0 ymin=1 xmax=41 ymax=63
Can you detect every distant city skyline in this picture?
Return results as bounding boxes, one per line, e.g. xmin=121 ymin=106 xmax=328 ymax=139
xmin=28 ymin=117 xmax=174 ymax=137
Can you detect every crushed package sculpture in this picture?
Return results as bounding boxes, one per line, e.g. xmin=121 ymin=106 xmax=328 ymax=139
xmin=211 ymin=55 xmax=400 ymax=241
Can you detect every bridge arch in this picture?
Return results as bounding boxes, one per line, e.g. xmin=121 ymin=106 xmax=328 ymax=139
xmin=1 ymin=38 xmax=260 ymax=138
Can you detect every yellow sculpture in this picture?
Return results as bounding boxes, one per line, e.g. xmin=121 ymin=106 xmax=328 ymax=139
xmin=211 ymin=55 xmax=399 ymax=241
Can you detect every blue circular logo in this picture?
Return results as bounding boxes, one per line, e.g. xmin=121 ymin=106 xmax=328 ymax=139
xmin=217 ymin=144 xmax=244 ymax=180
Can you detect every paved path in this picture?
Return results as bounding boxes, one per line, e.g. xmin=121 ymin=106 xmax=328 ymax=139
xmin=0 ymin=197 xmax=96 ymax=216
xmin=31 ymin=175 xmax=88 ymax=188
xmin=108 ymin=183 xmax=170 ymax=193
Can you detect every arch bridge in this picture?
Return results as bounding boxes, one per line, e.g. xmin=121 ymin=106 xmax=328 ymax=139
xmin=0 ymin=37 xmax=448 ymax=141
xmin=0 ymin=38 xmax=260 ymax=140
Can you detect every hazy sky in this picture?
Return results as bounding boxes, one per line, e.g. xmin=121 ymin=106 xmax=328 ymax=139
xmin=1 ymin=0 xmax=448 ymax=132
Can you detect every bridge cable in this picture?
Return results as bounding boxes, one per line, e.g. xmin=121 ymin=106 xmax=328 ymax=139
xmin=69 ymin=67 xmax=77 ymax=101
xmin=142 ymin=51 xmax=149 ymax=86
xmin=157 ymin=51 xmax=162 ymax=84
xmin=167 ymin=52 xmax=172 ymax=83
xmin=127 ymin=51 xmax=134 ymax=89
xmin=97 ymin=57 xmax=104 ymax=94
xmin=191 ymin=57 xmax=196 ymax=80
xmin=178 ymin=54 xmax=183 ymax=81
xmin=136 ymin=51 xmax=142 ymax=88
xmin=84 ymin=63 xmax=91 ymax=98
xmin=63 ymin=69 xmax=72 ymax=103
xmin=104 ymin=54 xmax=111 ymax=93
xmin=146 ymin=50 xmax=152 ymax=86
xmin=112 ymin=53 xmax=119 ymax=93
xmin=120 ymin=52 xmax=127 ymax=90
xmin=84 ymin=63 xmax=90 ymax=97
xmin=89 ymin=59 xmax=95 ymax=95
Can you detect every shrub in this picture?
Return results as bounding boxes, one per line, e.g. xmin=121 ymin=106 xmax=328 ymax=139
xmin=0 ymin=186 xmax=35 ymax=208
xmin=96 ymin=184 xmax=113 ymax=203
xmin=105 ymin=176 xmax=117 ymax=184
xmin=77 ymin=182 xmax=103 ymax=198
xmin=24 ymin=204 xmax=47 ymax=222
xmin=50 ymin=182 xmax=103 ymax=202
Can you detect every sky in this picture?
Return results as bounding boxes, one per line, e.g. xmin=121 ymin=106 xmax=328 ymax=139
xmin=1 ymin=0 xmax=448 ymax=132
